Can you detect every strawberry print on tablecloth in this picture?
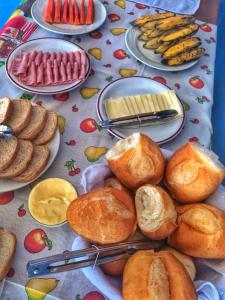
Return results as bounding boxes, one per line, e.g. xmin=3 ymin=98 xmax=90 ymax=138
xmin=0 ymin=0 xmax=217 ymax=299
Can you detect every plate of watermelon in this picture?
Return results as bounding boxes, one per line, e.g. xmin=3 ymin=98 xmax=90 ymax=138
xmin=31 ymin=0 xmax=107 ymax=35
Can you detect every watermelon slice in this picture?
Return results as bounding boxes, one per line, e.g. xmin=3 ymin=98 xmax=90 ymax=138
xmin=44 ymin=0 xmax=55 ymax=23
xmin=86 ymin=0 xmax=94 ymax=25
xmin=74 ymin=0 xmax=80 ymax=24
xmin=62 ymin=0 xmax=69 ymax=23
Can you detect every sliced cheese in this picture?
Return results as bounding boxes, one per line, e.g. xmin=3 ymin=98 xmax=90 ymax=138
xmin=104 ymin=90 xmax=183 ymax=123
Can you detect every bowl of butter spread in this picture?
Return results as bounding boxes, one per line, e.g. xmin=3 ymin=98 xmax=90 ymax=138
xmin=28 ymin=178 xmax=77 ymax=227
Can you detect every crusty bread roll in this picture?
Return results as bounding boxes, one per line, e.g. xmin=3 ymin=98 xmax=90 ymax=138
xmin=162 ymin=246 xmax=196 ymax=280
xmin=165 ymin=142 xmax=225 ymax=203
xmin=104 ymin=177 xmax=131 ymax=195
xmin=168 ymin=203 xmax=225 ymax=258
xmin=66 ymin=187 xmax=136 ymax=244
xmin=135 ymin=185 xmax=177 ymax=240
xmin=123 ymin=250 xmax=197 ymax=300
xmin=105 ymin=133 xmax=165 ymax=189
xmin=101 ymin=258 xmax=127 ymax=277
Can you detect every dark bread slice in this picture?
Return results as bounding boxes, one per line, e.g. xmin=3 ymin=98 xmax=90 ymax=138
xmin=0 ymin=139 xmax=33 ymax=178
xmin=0 ymin=136 xmax=19 ymax=172
xmin=0 ymin=97 xmax=13 ymax=124
xmin=14 ymin=145 xmax=50 ymax=182
xmin=33 ymin=111 xmax=57 ymax=145
xmin=0 ymin=228 xmax=16 ymax=281
xmin=18 ymin=106 xmax=47 ymax=140
xmin=6 ymin=100 xmax=32 ymax=135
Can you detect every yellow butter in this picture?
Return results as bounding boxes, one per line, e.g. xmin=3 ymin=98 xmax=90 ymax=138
xmin=28 ymin=178 xmax=77 ymax=226
xmin=104 ymin=90 xmax=183 ymax=124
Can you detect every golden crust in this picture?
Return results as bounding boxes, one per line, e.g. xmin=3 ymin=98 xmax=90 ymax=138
xmin=135 ymin=185 xmax=177 ymax=240
xmin=107 ymin=134 xmax=165 ymax=189
xmin=168 ymin=203 xmax=225 ymax=258
xmin=66 ymin=187 xmax=136 ymax=244
xmin=123 ymin=250 xmax=196 ymax=300
xmin=165 ymin=143 xmax=225 ymax=203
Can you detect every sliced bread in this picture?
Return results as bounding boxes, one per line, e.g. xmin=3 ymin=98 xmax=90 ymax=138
xmin=0 ymin=139 xmax=33 ymax=178
xmin=6 ymin=100 xmax=32 ymax=135
xmin=18 ymin=105 xmax=47 ymax=140
xmin=14 ymin=145 xmax=50 ymax=182
xmin=0 ymin=228 xmax=16 ymax=281
xmin=33 ymin=111 xmax=57 ymax=145
xmin=0 ymin=136 xmax=19 ymax=172
xmin=0 ymin=97 xmax=13 ymax=124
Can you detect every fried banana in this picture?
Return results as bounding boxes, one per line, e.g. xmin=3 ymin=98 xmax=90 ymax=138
xmin=162 ymin=47 xmax=205 ymax=66
xmin=160 ymin=24 xmax=199 ymax=42
xmin=156 ymin=16 xmax=195 ymax=31
xmin=132 ymin=12 xmax=175 ymax=27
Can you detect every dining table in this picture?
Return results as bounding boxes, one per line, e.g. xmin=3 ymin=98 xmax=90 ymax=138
xmin=0 ymin=0 xmax=223 ymax=299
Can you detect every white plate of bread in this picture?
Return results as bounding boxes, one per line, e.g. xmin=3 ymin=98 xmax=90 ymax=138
xmin=5 ymin=37 xmax=90 ymax=95
xmin=66 ymin=132 xmax=225 ymax=299
xmin=97 ymin=76 xmax=185 ymax=144
xmin=0 ymin=97 xmax=60 ymax=193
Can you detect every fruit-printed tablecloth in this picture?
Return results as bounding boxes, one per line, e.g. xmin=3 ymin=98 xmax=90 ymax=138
xmin=0 ymin=0 xmax=217 ymax=299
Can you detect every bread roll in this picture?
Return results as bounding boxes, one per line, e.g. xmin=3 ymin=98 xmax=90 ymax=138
xmin=101 ymin=258 xmax=127 ymax=277
xmin=162 ymin=246 xmax=196 ymax=280
xmin=104 ymin=177 xmax=131 ymax=195
xmin=135 ymin=185 xmax=177 ymax=240
xmin=123 ymin=250 xmax=197 ymax=300
xmin=106 ymin=133 xmax=165 ymax=189
xmin=168 ymin=203 xmax=225 ymax=258
xmin=165 ymin=142 xmax=225 ymax=203
xmin=66 ymin=187 xmax=136 ymax=244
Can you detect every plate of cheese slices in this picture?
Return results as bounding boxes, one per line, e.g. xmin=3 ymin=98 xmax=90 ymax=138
xmin=0 ymin=97 xmax=60 ymax=193
xmin=97 ymin=76 xmax=185 ymax=144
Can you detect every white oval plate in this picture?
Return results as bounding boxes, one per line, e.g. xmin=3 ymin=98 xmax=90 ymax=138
xmin=6 ymin=37 xmax=91 ymax=95
xmin=125 ymin=26 xmax=199 ymax=72
xmin=31 ymin=0 xmax=107 ymax=35
xmin=0 ymin=129 xmax=60 ymax=193
xmin=97 ymin=76 xmax=185 ymax=144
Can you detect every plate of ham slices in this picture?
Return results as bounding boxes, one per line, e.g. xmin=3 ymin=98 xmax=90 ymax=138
xmin=6 ymin=37 xmax=91 ymax=94
xmin=31 ymin=0 xmax=107 ymax=35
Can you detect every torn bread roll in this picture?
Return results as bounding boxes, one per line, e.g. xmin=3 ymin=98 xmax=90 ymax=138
xmin=104 ymin=177 xmax=131 ymax=195
xmin=168 ymin=203 xmax=225 ymax=258
xmin=165 ymin=142 xmax=225 ymax=203
xmin=135 ymin=185 xmax=177 ymax=240
xmin=162 ymin=246 xmax=196 ymax=280
xmin=66 ymin=187 xmax=136 ymax=244
xmin=123 ymin=250 xmax=197 ymax=300
xmin=106 ymin=133 xmax=165 ymax=189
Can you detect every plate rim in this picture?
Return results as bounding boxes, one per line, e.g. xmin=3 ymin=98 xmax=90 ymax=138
xmin=125 ymin=26 xmax=199 ymax=72
xmin=0 ymin=129 xmax=61 ymax=193
xmin=96 ymin=76 xmax=185 ymax=144
xmin=31 ymin=0 xmax=107 ymax=36
xmin=5 ymin=37 xmax=91 ymax=95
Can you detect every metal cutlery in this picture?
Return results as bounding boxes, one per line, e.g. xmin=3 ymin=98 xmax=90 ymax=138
xmin=99 ymin=109 xmax=178 ymax=129
xmin=27 ymin=239 xmax=162 ymax=277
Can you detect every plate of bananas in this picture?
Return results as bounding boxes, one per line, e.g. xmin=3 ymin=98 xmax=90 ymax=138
xmin=125 ymin=12 xmax=205 ymax=71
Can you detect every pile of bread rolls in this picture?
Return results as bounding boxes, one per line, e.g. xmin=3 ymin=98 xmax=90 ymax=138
xmin=66 ymin=133 xmax=225 ymax=300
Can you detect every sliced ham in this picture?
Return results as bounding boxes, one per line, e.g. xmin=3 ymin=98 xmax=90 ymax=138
xmin=56 ymin=52 xmax=62 ymax=64
xmin=35 ymin=51 xmax=43 ymax=66
xmin=9 ymin=50 xmax=87 ymax=86
xmin=28 ymin=51 xmax=38 ymax=66
xmin=49 ymin=52 xmax=56 ymax=62
xmin=53 ymin=59 xmax=60 ymax=83
xmin=10 ymin=58 xmax=22 ymax=75
xmin=37 ymin=62 xmax=44 ymax=85
xmin=45 ymin=59 xmax=54 ymax=85
xmin=60 ymin=62 xmax=67 ymax=82
xmin=79 ymin=64 xmax=86 ymax=80
xmin=66 ymin=62 xmax=72 ymax=81
xmin=43 ymin=52 xmax=50 ymax=64
xmin=25 ymin=61 xmax=37 ymax=86
xmin=73 ymin=61 xmax=78 ymax=80
xmin=62 ymin=52 xmax=68 ymax=65
xmin=69 ymin=52 xmax=74 ymax=65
